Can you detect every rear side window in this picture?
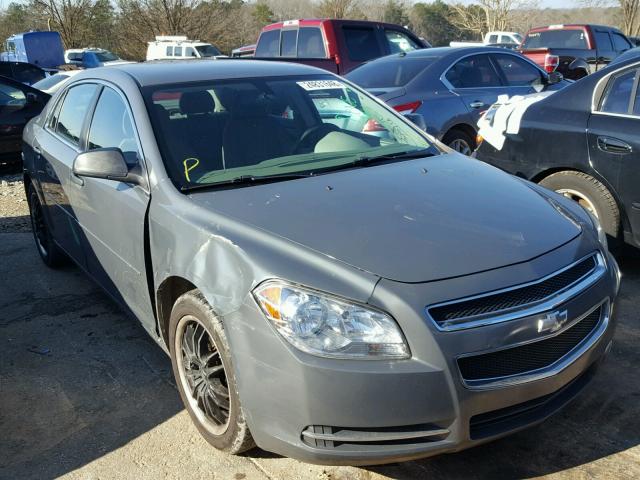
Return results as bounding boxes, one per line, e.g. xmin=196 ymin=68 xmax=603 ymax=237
xmin=88 ymin=87 xmax=139 ymax=165
xmin=174 ymin=46 xmax=182 ymax=57
xmin=600 ymin=69 xmax=636 ymax=114
xmin=522 ymin=29 xmax=589 ymax=49
xmin=256 ymin=29 xmax=280 ymax=57
xmin=281 ymin=29 xmax=297 ymax=57
xmin=385 ymin=30 xmax=421 ymax=54
xmin=613 ymin=33 xmax=632 ymax=52
xmin=445 ymin=55 xmax=502 ymax=88
xmin=595 ymin=31 xmax=613 ymax=51
xmin=166 ymin=46 xmax=173 ymax=56
xmin=343 ymin=26 xmax=382 ymax=61
xmin=492 ymin=54 xmax=541 ymax=86
xmin=346 ymin=56 xmax=434 ymax=88
xmin=297 ymin=27 xmax=325 ymax=58
xmin=55 ymin=83 xmax=99 ymax=145
xmin=488 ymin=34 xmax=498 ymax=44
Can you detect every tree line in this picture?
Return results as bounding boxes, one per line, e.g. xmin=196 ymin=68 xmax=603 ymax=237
xmin=0 ymin=0 xmax=629 ymax=61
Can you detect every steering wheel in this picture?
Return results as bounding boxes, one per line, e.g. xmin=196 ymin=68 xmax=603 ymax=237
xmin=292 ymin=123 xmax=340 ymax=154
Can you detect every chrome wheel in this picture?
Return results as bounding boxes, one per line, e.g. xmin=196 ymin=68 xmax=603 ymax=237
xmin=556 ymin=188 xmax=598 ymax=218
xmin=449 ymin=138 xmax=472 ymax=156
xmin=175 ymin=315 xmax=231 ymax=435
xmin=29 ymin=191 xmax=48 ymax=257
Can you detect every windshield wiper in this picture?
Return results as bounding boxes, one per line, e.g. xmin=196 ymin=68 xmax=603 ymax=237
xmin=351 ymin=148 xmax=436 ymax=167
xmin=181 ymin=172 xmax=312 ymax=192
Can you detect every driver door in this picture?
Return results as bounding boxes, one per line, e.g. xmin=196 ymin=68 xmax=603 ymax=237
xmin=71 ymin=85 xmax=155 ymax=331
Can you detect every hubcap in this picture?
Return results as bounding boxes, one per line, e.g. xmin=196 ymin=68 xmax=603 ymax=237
xmin=449 ymin=138 xmax=472 ymax=156
xmin=555 ymin=188 xmax=598 ymax=218
xmin=29 ymin=193 xmax=48 ymax=257
xmin=175 ymin=316 xmax=231 ymax=435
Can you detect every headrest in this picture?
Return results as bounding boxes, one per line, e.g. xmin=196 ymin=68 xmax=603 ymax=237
xmin=180 ymin=91 xmax=215 ymax=115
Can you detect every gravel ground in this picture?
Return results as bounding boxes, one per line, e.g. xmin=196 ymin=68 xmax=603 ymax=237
xmin=1 ymin=172 xmax=639 ymax=479
xmin=0 ymin=171 xmax=30 ymax=233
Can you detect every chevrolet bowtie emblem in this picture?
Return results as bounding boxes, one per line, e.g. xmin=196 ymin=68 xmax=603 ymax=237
xmin=538 ymin=310 xmax=569 ymax=334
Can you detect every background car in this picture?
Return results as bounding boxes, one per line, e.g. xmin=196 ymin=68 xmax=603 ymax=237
xmin=0 ymin=61 xmax=46 ymax=85
xmin=32 ymin=69 xmax=82 ymax=94
xmin=65 ymin=48 xmax=132 ymax=68
xmin=475 ymin=55 xmax=640 ymax=250
xmin=346 ymin=47 xmax=569 ymax=154
xmin=0 ymin=75 xmax=48 ymax=165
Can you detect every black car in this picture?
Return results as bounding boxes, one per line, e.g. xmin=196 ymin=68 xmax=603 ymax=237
xmin=476 ymin=56 xmax=640 ymax=249
xmin=0 ymin=61 xmax=46 ymax=85
xmin=0 ymin=75 xmax=48 ymax=165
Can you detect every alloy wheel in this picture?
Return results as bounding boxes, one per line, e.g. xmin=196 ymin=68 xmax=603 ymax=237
xmin=556 ymin=188 xmax=598 ymax=218
xmin=449 ymin=138 xmax=472 ymax=156
xmin=175 ymin=315 xmax=231 ymax=435
xmin=29 ymin=192 xmax=48 ymax=257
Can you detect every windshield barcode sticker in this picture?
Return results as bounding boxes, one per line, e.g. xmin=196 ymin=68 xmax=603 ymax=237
xmin=297 ymin=80 xmax=345 ymax=90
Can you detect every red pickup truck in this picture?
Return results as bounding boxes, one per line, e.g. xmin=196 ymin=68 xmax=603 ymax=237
xmin=252 ymin=19 xmax=429 ymax=75
xmin=519 ymin=24 xmax=632 ymax=80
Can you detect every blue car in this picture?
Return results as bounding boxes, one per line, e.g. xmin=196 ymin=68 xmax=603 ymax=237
xmin=347 ymin=46 xmax=570 ymax=155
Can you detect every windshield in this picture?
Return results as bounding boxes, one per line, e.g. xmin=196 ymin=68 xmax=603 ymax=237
xmin=195 ymin=44 xmax=222 ymax=57
xmin=95 ymin=51 xmax=120 ymax=62
xmin=144 ymin=75 xmax=434 ymax=190
xmin=522 ymin=29 xmax=589 ymax=49
xmin=33 ymin=74 xmax=69 ymax=90
xmin=347 ymin=56 xmax=438 ymax=88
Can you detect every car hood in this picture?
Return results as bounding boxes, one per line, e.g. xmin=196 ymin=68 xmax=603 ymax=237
xmin=189 ymin=153 xmax=582 ymax=283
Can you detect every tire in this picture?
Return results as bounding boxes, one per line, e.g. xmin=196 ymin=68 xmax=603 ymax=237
xmin=539 ymin=171 xmax=620 ymax=238
xmin=27 ymin=183 xmax=67 ymax=268
xmin=169 ymin=290 xmax=255 ymax=454
xmin=443 ymin=128 xmax=476 ymax=156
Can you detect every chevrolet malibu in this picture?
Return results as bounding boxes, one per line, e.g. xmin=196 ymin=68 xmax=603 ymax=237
xmin=22 ymin=61 xmax=620 ymax=465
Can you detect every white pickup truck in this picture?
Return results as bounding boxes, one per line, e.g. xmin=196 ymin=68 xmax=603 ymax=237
xmin=450 ymin=31 xmax=522 ymax=48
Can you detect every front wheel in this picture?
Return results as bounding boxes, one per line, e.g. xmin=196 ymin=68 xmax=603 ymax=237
xmin=169 ymin=290 xmax=255 ymax=454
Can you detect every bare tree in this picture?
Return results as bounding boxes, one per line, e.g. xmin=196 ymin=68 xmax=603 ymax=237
xmin=620 ymin=0 xmax=640 ymax=36
xmin=316 ymin=0 xmax=360 ymax=19
xmin=33 ymin=0 xmax=99 ymax=48
xmin=449 ymin=0 xmax=536 ymax=38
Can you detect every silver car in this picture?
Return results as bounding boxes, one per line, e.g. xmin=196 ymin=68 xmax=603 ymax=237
xmin=22 ymin=61 xmax=620 ymax=465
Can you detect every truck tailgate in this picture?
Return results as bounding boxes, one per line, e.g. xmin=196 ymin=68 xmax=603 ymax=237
xmin=520 ymin=48 xmax=549 ymax=68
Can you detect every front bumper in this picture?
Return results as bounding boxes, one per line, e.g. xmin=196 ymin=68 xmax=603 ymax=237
xmin=223 ymin=244 xmax=620 ymax=465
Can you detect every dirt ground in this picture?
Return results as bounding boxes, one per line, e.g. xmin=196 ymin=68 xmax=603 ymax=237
xmin=1 ymin=170 xmax=639 ymax=480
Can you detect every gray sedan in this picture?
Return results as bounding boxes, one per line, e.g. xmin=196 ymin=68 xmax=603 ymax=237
xmin=22 ymin=60 xmax=619 ymax=465
xmin=346 ymin=47 xmax=570 ymax=154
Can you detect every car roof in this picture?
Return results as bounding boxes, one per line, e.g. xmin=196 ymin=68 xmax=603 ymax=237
xmin=93 ymin=60 xmax=331 ymax=87
xmin=357 ymin=46 xmax=521 ymax=64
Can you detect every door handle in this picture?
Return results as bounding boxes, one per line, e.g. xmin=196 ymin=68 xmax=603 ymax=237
xmin=69 ymin=173 xmax=84 ymax=186
xmin=470 ymin=101 xmax=485 ymax=109
xmin=597 ymin=136 xmax=632 ymax=154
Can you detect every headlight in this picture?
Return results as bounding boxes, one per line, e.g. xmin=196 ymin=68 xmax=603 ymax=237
xmin=253 ymin=280 xmax=410 ymax=359
xmin=588 ymin=211 xmax=608 ymax=251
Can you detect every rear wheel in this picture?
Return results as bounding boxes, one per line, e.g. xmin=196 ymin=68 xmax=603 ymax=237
xmin=539 ymin=171 xmax=620 ymax=239
xmin=27 ymin=183 xmax=67 ymax=268
xmin=443 ymin=129 xmax=476 ymax=156
xmin=169 ymin=290 xmax=255 ymax=454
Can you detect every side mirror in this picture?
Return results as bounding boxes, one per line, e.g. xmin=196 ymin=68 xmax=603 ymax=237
xmin=547 ymin=71 xmax=563 ymax=85
xmin=404 ymin=113 xmax=427 ymax=131
xmin=73 ymin=148 xmax=144 ymax=186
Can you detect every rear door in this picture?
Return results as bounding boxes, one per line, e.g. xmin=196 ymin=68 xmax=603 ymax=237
xmin=442 ymin=53 xmax=504 ymax=125
xmin=33 ymin=82 xmax=100 ymax=266
xmin=72 ymin=84 xmax=154 ymax=329
xmin=340 ymin=25 xmax=384 ymax=73
xmin=588 ymin=65 xmax=640 ymax=242
xmin=594 ymin=29 xmax=615 ymax=70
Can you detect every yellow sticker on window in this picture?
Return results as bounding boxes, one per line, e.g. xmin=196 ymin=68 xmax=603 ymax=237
xmin=183 ymin=157 xmax=200 ymax=182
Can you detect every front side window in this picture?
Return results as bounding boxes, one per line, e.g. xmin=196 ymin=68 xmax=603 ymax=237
xmin=600 ymin=69 xmax=637 ymax=114
xmin=144 ymin=76 xmax=434 ymax=190
xmin=0 ymin=82 xmax=26 ymax=114
xmin=488 ymin=34 xmax=498 ymax=44
xmin=492 ymin=54 xmax=542 ymax=86
xmin=95 ymin=51 xmax=120 ymax=62
xmin=281 ymin=29 xmax=297 ymax=57
xmin=297 ymin=27 xmax=325 ymax=58
xmin=343 ymin=27 xmax=381 ymax=61
xmin=255 ymin=29 xmax=280 ymax=57
xmin=385 ymin=30 xmax=421 ymax=54
xmin=88 ymin=87 xmax=139 ymax=165
xmin=613 ymin=33 xmax=632 ymax=52
xmin=185 ymin=47 xmax=196 ymax=57
xmin=445 ymin=55 xmax=502 ymax=88
xmin=55 ymin=83 xmax=99 ymax=145
xmin=195 ymin=44 xmax=222 ymax=57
